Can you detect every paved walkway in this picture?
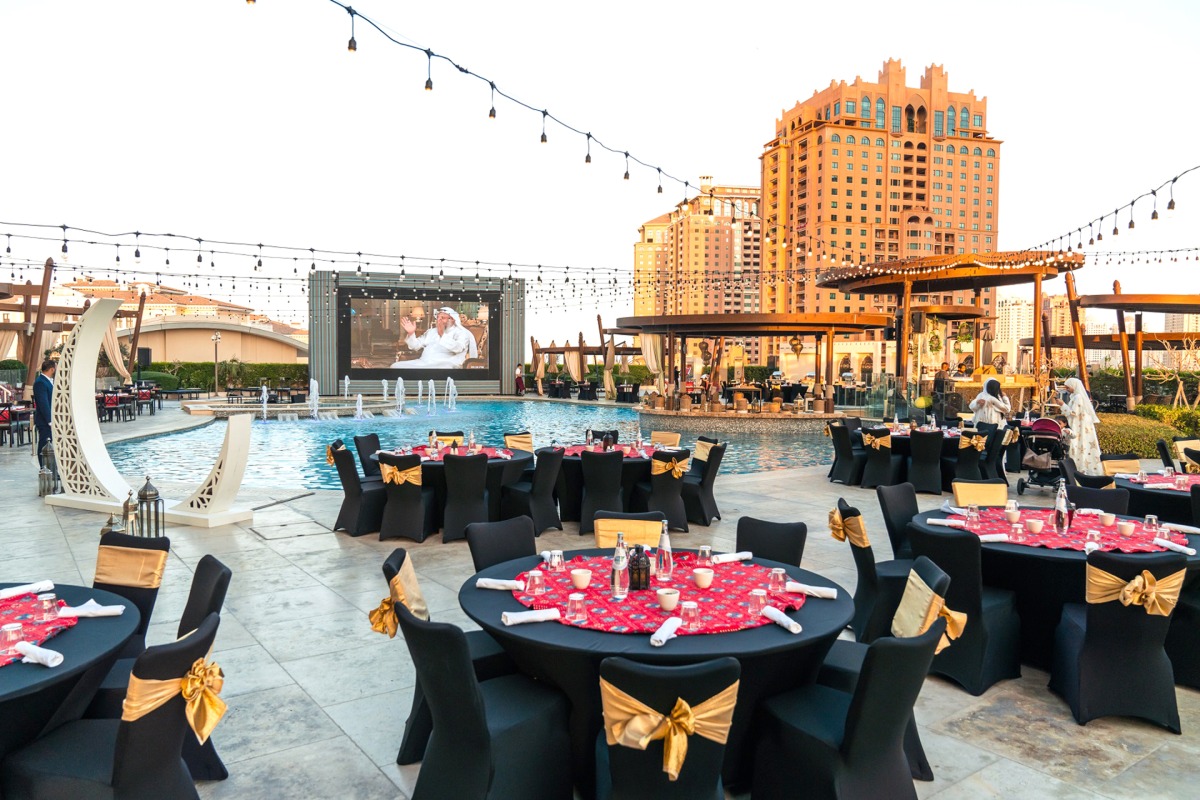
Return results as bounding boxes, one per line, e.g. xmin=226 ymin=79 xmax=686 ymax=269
xmin=0 ymin=416 xmax=1195 ymax=799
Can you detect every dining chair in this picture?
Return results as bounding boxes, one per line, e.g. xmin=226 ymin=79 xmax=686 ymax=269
xmin=945 ymin=431 xmax=987 ymax=488
xmin=587 ymin=428 xmax=619 ymax=444
xmin=875 ymin=483 xmax=918 ymax=560
xmin=466 ymin=516 xmax=537 ymax=572
xmin=1049 ymin=550 xmax=1184 ymax=731
xmin=580 ymin=449 xmax=624 ymax=535
xmin=832 ymin=498 xmax=912 ymax=643
xmin=682 ymin=442 xmax=726 ymax=526
xmin=817 ymin=556 xmax=952 ymax=782
xmin=1065 ymin=485 xmax=1129 ymax=516
xmin=905 ymin=430 xmax=944 ymax=495
xmin=1174 ymin=436 xmax=1200 ymax=470
xmin=500 ymin=447 xmax=563 ymax=534
xmin=734 ymin=517 xmax=807 ymax=567
xmin=379 ymin=549 xmax=515 ymax=765
xmin=595 ymin=656 xmax=740 ymax=800
xmin=908 ymin=524 xmax=1021 ymax=695
xmin=502 ymin=430 xmax=535 ymax=454
xmin=92 ymin=532 xmax=172 ymax=658
xmin=1155 ymin=438 xmax=1179 ymax=471
xmin=442 ymin=453 xmax=490 ymax=542
xmin=950 ymin=478 xmax=1009 ymax=507
xmin=1 ymin=613 xmax=221 ymax=800
xmin=353 ymin=433 xmax=384 ymax=480
xmin=688 ymin=436 xmax=719 ymax=479
xmin=1099 ymin=454 xmax=1142 ymax=478
xmin=593 ymin=510 xmax=665 ymax=549
xmin=828 ymin=425 xmax=867 ymax=486
xmin=430 ymin=430 xmax=465 ymax=447
xmin=1185 ymin=447 xmax=1200 ymax=470
xmin=649 ymin=430 xmax=681 ymax=447
xmin=858 ymin=427 xmax=903 ymax=490
xmin=331 ymin=444 xmax=387 ymax=536
xmin=632 ymin=448 xmax=690 ymax=532
xmin=86 ymin=555 xmax=233 ymax=781
xmin=752 ymin=618 xmax=946 ymax=800
xmin=378 ymin=452 xmax=436 ymax=542
xmin=1164 ymin=485 xmax=1200 ymax=689
xmin=393 ymin=602 xmax=572 ymax=800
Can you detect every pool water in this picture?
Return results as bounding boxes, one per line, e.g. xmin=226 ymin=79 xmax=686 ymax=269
xmin=106 ymin=400 xmax=830 ymax=490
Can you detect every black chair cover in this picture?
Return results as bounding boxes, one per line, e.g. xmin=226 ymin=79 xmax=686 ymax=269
xmin=1165 ymin=486 xmax=1200 ymax=688
xmin=735 ymin=517 xmax=807 ymax=567
xmin=442 ymin=453 xmax=490 ymax=542
xmin=93 ymin=532 xmax=171 ymax=658
xmin=632 ymin=449 xmax=690 ymax=532
xmin=909 ymin=525 xmax=1021 ymax=695
xmin=981 ymin=428 xmax=1010 ymax=485
xmin=946 ymin=433 xmax=985 ymax=486
xmin=906 ymin=430 xmax=944 ymax=494
xmin=500 ymin=447 xmax=563 ymax=534
xmin=466 ymin=516 xmax=537 ymax=572
xmin=394 ymin=603 xmax=572 ymax=800
xmin=837 ymin=499 xmax=912 ymax=643
xmin=1065 ymin=485 xmax=1129 ymax=516
xmin=332 ymin=445 xmax=386 ymax=536
xmin=430 ymin=429 xmax=465 ymax=442
xmin=859 ymin=427 xmax=903 ymax=490
xmin=354 ymin=433 xmax=383 ymax=479
xmin=378 ymin=452 xmax=436 ymax=542
xmin=1049 ymin=550 xmax=1183 ymax=731
xmin=587 ymin=428 xmax=620 ymax=444
xmin=580 ymin=449 xmax=624 ymax=535
xmin=595 ymin=657 xmax=740 ymax=800
xmin=829 ymin=425 xmax=867 ymax=486
xmin=682 ymin=443 xmax=726 ymax=526
xmin=876 ymin=483 xmax=918 ymax=560
xmin=688 ymin=436 xmax=719 ymax=480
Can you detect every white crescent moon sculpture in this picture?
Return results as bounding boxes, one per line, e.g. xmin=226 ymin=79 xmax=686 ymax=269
xmin=45 ymin=299 xmax=254 ymax=528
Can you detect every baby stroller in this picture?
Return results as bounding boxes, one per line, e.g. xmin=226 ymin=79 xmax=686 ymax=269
xmin=1016 ymin=417 xmax=1065 ymax=495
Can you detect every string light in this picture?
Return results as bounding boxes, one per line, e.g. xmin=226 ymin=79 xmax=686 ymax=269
xmin=623 ymin=152 xmax=630 ymax=180
xmin=585 ymin=134 xmax=592 ymax=164
xmin=424 ymin=49 xmax=433 ymax=91
xmin=488 ymin=82 xmax=496 ymax=119
xmin=540 ymin=110 xmax=548 ymax=144
xmin=346 ymin=6 xmax=357 ymax=52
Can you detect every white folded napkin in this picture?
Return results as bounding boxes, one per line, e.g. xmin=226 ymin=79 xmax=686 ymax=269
xmin=1075 ymin=508 xmax=1103 ymax=516
xmin=978 ymin=534 xmax=1010 ymax=543
xmin=650 ymin=617 xmax=683 ymax=647
xmin=499 ymin=452 xmax=512 ymax=460
xmin=785 ymin=581 xmax=837 ymax=599
xmin=539 ymin=550 xmax=552 ymax=562
xmin=16 ymin=641 xmax=63 ymax=668
xmin=501 ymin=608 xmax=561 ymax=626
xmin=940 ymin=500 xmax=968 ymax=516
xmin=1084 ymin=542 xmax=1101 ymax=555
xmin=57 ymin=599 xmax=126 ymax=618
xmin=0 ymin=581 xmax=54 ymax=601
xmin=1113 ymin=473 xmax=1140 ymax=480
xmin=1163 ymin=522 xmax=1200 ymax=535
xmin=476 ymin=578 xmax=526 ymax=591
xmin=712 ymin=551 xmax=753 ymax=565
xmin=762 ymin=606 xmax=802 ymax=634
xmin=1154 ymin=538 xmax=1198 ymax=556
xmin=927 ymin=518 xmax=967 ymax=528
xmin=419 ymin=456 xmax=430 ymax=462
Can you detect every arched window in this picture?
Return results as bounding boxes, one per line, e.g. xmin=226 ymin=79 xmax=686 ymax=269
xmin=903 ymin=140 xmax=914 ymax=149
xmin=859 ymin=354 xmax=873 ymax=381
xmin=831 ymin=133 xmax=841 ymax=143
xmin=846 ymin=135 xmax=856 ymax=144
xmin=875 ymin=137 xmax=884 ymax=147
xmin=986 ymin=148 xmax=996 ymax=157
xmin=905 ymin=104 xmax=915 ymax=133
xmin=861 ymin=96 xmax=871 ymax=119
xmin=946 ymin=145 xmax=956 ymax=154
xmin=839 ymin=354 xmax=852 ymax=376
xmin=960 ymin=107 xmax=970 ymax=132
xmin=916 ymin=142 xmax=927 ymax=150
xmin=875 ymin=98 xmax=885 ymax=129
xmin=973 ymin=147 xmax=982 ymax=156
xmin=947 ymin=106 xmax=956 ymax=136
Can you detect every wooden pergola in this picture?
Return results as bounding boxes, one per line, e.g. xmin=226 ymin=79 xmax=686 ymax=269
xmin=528 ymin=316 xmax=641 ymax=395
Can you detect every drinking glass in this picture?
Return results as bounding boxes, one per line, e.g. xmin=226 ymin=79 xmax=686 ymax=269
xmin=697 ymin=546 xmax=713 ymax=567
xmin=1005 ymin=499 xmax=1019 ymax=513
xmin=966 ymin=504 xmax=981 ymax=532
xmin=1164 ymin=466 xmax=1176 ymax=479
xmin=1 ymin=623 xmax=22 ymax=654
xmin=748 ymin=589 xmax=768 ymax=616
xmin=566 ymin=593 xmax=587 ymax=623
xmin=1176 ymin=475 xmax=1189 ymax=491
xmin=526 ymin=570 xmax=546 ymax=596
xmin=548 ymin=551 xmax=565 ymax=573
xmin=680 ymin=601 xmax=700 ymax=631
xmin=37 ymin=593 xmax=57 ymax=622
xmin=768 ymin=568 xmax=787 ymax=594
xmin=1136 ymin=469 xmax=1148 ymax=483
xmin=1010 ymin=523 xmax=1025 ymax=543
xmin=1085 ymin=529 xmax=1102 ymax=544
xmin=1143 ymin=515 xmax=1160 ymax=541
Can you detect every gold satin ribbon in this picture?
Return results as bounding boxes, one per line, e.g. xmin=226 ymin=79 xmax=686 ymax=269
xmin=325 ymin=444 xmax=344 ymax=465
xmin=601 ymin=677 xmax=739 ymax=781
xmin=594 ymin=518 xmax=661 ymax=549
xmin=823 ymin=425 xmax=832 ymax=438
xmin=951 ymin=482 xmax=1009 ymax=507
xmin=958 ymin=434 xmax=987 ymax=452
xmin=1187 ymin=463 xmax=1200 ymax=475
xmin=1086 ymin=565 xmax=1186 ymax=616
xmin=829 ymin=507 xmax=870 ymax=548
xmin=890 ymin=572 xmax=967 ymax=653
xmin=1101 ymin=459 xmax=1142 ymax=477
xmin=95 ymin=545 xmax=168 ymax=589
xmin=862 ymin=433 xmax=892 ymax=450
xmin=369 ymin=559 xmax=430 ymax=637
xmin=121 ymin=657 xmax=226 ymax=744
xmin=432 ymin=433 xmax=464 ymax=447
xmin=693 ymin=440 xmax=715 ymax=462
xmin=651 ymin=458 xmax=689 ymax=479
xmin=1002 ymin=428 xmax=1020 ymax=446
xmin=650 ymin=431 xmax=681 ymax=447
xmin=923 ymin=596 xmax=968 ymax=654
xmin=504 ymin=433 xmax=534 ymax=453
xmin=380 ymin=463 xmax=422 ymax=486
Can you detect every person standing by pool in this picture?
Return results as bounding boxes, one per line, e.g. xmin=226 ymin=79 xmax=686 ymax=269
xmin=514 ymin=363 xmax=525 ymax=396
xmin=33 ymin=359 xmax=55 ymax=467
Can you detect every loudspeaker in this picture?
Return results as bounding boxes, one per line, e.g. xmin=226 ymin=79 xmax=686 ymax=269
xmin=137 ymin=347 xmax=152 ymax=369
xmin=910 ymin=311 xmax=926 ymax=334
xmin=884 ymin=326 xmax=896 ymax=341
xmin=767 ymin=355 xmax=778 ymax=369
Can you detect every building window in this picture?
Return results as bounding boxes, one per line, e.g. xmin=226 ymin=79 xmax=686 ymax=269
xmin=934 ymin=110 xmax=944 ymax=137
xmin=831 ymin=134 xmax=840 ymax=143
xmin=986 ymin=148 xmax=996 ymax=157
xmin=973 ymin=114 xmax=983 ymax=128
xmin=862 ymin=96 xmax=872 ymax=119
xmin=891 ymin=106 xmax=901 ymax=133
xmin=833 ymin=101 xmax=840 ymax=117
xmin=960 ymin=107 xmax=969 ymax=132
xmin=846 ymin=100 xmax=857 ymax=115
xmin=846 ymin=135 xmax=856 ymax=145
xmin=947 ymin=107 xmax=956 ymax=136
xmin=876 ymin=98 xmax=885 ymax=129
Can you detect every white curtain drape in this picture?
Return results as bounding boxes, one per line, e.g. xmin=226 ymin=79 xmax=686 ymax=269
xmin=102 ymin=322 xmax=131 ymax=380
xmin=603 ymin=338 xmax=616 ymax=398
xmin=535 ymin=355 xmax=546 ymax=395
xmin=35 ymin=314 xmax=67 ymax=368
xmin=0 ymin=330 xmax=16 ymax=363
xmin=565 ymin=349 xmax=582 ymax=383
xmin=641 ymin=334 xmax=665 ymax=395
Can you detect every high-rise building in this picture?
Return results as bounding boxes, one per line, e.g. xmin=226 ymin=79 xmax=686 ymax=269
xmin=994 ymin=296 xmax=1034 ymax=345
xmin=1164 ymin=313 xmax=1200 ymax=333
xmin=760 ymin=60 xmax=1001 ymax=357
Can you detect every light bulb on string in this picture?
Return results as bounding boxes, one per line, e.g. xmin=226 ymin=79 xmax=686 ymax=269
xmin=1168 ymin=178 xmax=1177 ymax=211
xmin=425 ymin=50 xmax=433 ymax=91
xmin=1151 ymin=190 xmax=1159 ymax=221
xmin=347 ymin=6 xmax=356 ymax=52
xmin=540 ymin=110 xmax=548 ymax=143
xmin=487 ymin=82 xmax=497 ymax=118
xmin=134 ymin=232 xmax=141 ymax=262
xmin=585 ymin=134 xmax=592 ymax=164
xmin=623 ymin=152 xmax=630 ymax=180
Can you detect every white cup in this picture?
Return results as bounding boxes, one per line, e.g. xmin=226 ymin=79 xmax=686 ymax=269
xmin=1099 ymin=512 xmax=1116 ymax=527
xmin=1025 ymin=519 xmax=1044 ymax=534
xmin=1004 ymin=510 xmax=1021 ymax=524
xmin=693 ymin=567 xmax=715 ymax=589
xmin=656 ymin=588 xmax=680 ymax=611
xmin=1117 ymin=520 xmax=1136 ymax=537
xmin=570 ymin=569 xmax=592 ymax=590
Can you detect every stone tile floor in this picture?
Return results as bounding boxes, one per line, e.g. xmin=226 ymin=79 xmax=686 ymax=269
xmin=0 ymin=408 xmax=1196 ymax=798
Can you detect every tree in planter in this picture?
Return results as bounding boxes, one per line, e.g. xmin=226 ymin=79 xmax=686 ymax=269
xmin=220 ymin=357 xmax=247 ymax=388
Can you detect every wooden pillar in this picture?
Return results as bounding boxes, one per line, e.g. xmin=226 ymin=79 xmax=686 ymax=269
xmin=898 ymin=279 xmax=912 ymax=387
xmin=125 ymin=292 xmax=148 ymax=379
xmin=1115 ymin=312 xmax=1135 ymax=411
xmin=1031 ymin=273 xmax=1043 ymax=385
xmin=972 ymin=288 xmax=982 ymax=369
xmin=1134 ymin=312 xmax=1144 ymax=404
xmin=680 ymin=335 xmax=688 ymax=385
xmin=1064 ymin=272 xmax=1089 ymax=392
xmin=23 ymin=259 xmax=55 ymax=399
xmin=825 ymin=327 xmax=836 ymax=413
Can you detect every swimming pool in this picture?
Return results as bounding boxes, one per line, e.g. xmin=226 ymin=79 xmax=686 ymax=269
xmin=106 ymin=400 xmax=830 ymax=490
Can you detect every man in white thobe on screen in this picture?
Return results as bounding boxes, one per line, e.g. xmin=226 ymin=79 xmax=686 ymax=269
xmin=392 ymin=307 xmax=476 ymax=369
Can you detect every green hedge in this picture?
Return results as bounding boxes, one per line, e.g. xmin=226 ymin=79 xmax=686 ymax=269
xmin=1133 ymin=404 xmax=1200 ymax=437
xmin=1095 ymin=412 xmax=1182 ymax=459
xmin=0 ymin=359 xmax=26 ymax=372
xmin=146 ymin=362 xmax=308 ymax=391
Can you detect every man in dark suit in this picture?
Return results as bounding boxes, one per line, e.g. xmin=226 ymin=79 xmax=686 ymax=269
xmin=33 ymin=359 xmax=55 ymax=467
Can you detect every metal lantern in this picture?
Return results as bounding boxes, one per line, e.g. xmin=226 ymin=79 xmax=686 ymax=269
xmin=42 ymin=440 xmax=61 ymax=495
xmin=137 ymin=475 xmax=166 ymax=537
xmin=100 ymin=513 xmax=122 ymax=536
xmin=37 ymin=466 xmax=53 ymax=497
xmin=121 ymin=490 xmax=140 ymax=535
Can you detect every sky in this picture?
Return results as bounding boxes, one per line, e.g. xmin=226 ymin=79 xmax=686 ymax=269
xmin=2 ymin=0 xmax=1199 ymax=354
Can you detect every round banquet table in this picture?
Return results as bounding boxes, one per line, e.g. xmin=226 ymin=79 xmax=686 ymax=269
xmin=909 ymin=510 xmax=1200 ymax=669
xmin=374 ymin=446 xmax=533 ymax=524
xmin=0 ymin=584 xmax=139 ymax=762
xmin=1112 ymin=476 xmax=1196 ymax=526
xmin=856 ymin=427 xmax=964 ymax=460
xmin=556 ymin=446 xmax=654 ymax=523
xmin=459 ymin=549 xmax=852 ymax=797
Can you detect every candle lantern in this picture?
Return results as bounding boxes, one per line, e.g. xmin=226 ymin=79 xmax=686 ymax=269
xmin=137 ymin=475 xmax=166 ymax=537
xmin=628 ymin=545 xmax=651 ymax=591
xmin=100 ymin=513 xmax=122 ymax=536
xmin=122 ymin=490 xmax=140 ymax=534
xmin=42 ymin=440 xmax=61 ymax=494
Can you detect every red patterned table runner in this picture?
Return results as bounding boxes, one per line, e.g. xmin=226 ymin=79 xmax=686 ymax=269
xmin=562 ymin=444 xmax=650 ymax=459
xmin=1127 ymin=474 xmax=1200 ymax=492
xmin=951 ymin=508 xmax=1190 ymax=553
xmin=513 ymin=552 xmax=805 ymax=635
xmin=409 ymin=444 xmax=506 ymax=460
xmin=0 ymin=593 xmax=76 ymax=668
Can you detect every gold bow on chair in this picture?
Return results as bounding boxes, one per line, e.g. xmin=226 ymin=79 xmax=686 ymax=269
xmin=1086 ymin=566 xmax=1186 ymax=616
xmin=891 ymin=571 xmax=968 ymax=654
xmin=122 ymin=657 xmax=227 ymax=744
xmin=861 ymin=433 xmax=891 ymax=450
xmin=1002 ymin=428 xmax=1020 ymax=446
xmin=369 ymin=559 xmax=431 ymax=637
xmin=1187 ymin=463 xmax=1200 ymax=475
xmin=958 ymin=435 xmax=987 ymax=452
xmin=325 ymin=444 xmax=344 ymax=465
xmin=651 ymin=458 xmax=689 ymax=479
xmin=829 ymin=508 xmax=870 ymax=548
xmin=823 ymin=425 xmax=832 ymax=438
xmin=95 ymin=545 xmax=168 ymax=589
xmin=380 ymin=463 xmax=422 ymax=486
xmin=601 ymin=678 xmax=739 ymax=781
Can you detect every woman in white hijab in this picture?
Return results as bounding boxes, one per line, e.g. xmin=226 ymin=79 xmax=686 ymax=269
xmin=969 ymin=378 xmax=1011 ymax=427
xmin=1061 ymin=377 xmax=1102 ymax=474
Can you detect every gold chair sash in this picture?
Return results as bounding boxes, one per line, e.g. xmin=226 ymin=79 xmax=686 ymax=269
xmin=325 ymin=444 xmax=345 ymax=465
xmin=651 ymin=458 xmax=688 ymax=479
xmin=823 ymin=425 xmax=832 ymax=438
xmin=1187 ymin=462 xmax=1200 ymax=475
xmin=829 ymin=508 xmax=870 ymax=548
xmin=650 ymin=431 xmax=681 ymax=447
xmin=369 ymin=557 xmax=430 ymax=637
xmin=1174 ymin=438 xmax=1200 ymax=467
xmin=121 ymin=657 xmax=226 ymax=744
xmin=380 ymin=463 xmax=422 ymax=486
xmin=862 ymin=433 xmax=892 ymax=450
xmin=1086 ymin=565 xmax=1186 ymax=616
xmin=433 ymin=433 xmax=464 ymax=447
xmin=889 ymin=571 xmax=966 ymax=653
xmin=600 ymin=677 xmax=739 ymax=782
xmin=1101 ymin=459 xmax=1142 ymax=477
xmin=594 ymin=518 xmax=661 ymax=549
xmin=693 ymin=440 xmax=715 ymax=462
xmin=504 ymin=433 xmax=534 ymax=453
xmin=951 ymin=481 xmax=1009 ymax=507
xmin=95 ymin=545 xmax=168 ymax=589
xmin=1001 ymin=428 xmax=1019 ymax=446
xmin=958 ymin=435 xmax=987 ymax=452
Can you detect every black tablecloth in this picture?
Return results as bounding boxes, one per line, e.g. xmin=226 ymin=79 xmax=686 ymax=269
xmin=459 ymin=550 xmax=852 ymax=796
xmin=0 ymin=584 xmax=139 ymax=761
xmin=1112 ymin=477 xmax=1194 ymax=525
xmin=909 ymin=511 xmax=1200 ymax=668
xmin=556 ymin=454 xmax=651 ymax=523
